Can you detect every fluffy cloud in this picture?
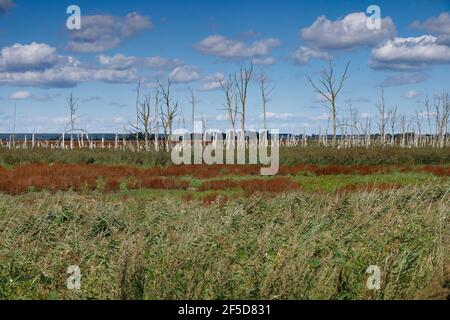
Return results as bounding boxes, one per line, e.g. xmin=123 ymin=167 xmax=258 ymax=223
xmin=0 ymin=42 xmax=137 ymax=88
xmin=169 ymin=65 xmax=200 ymax=83
xmin=292 ymin=47 xmax=330 ymax=65
xmin=300 ymin=12 xmax=396 ymax=50
xmin=200 ymin=72 xmax=225 ymax=91
xmin=98 ymin=54 xmax=183 ymax=70
xmin=0 ymin=0 xmax=14 ymax=13
xmin=66 ymin=12 xmax=151 ymax=53
xmin=9 ymin=91 xmax=32 ymax=100
xmin=403 ymin=90 xmax=421 ymax=99
xmin=195 ymin=35 xmax=281 ymax=58
xmin=411 ymin=12 xmax=450 ymax=35
xmin=411 ymin=12 xmax=450 ymax=46
xmin=0 ymin=66 xmax=136 ymax=88
xmin=0 ymin=42 xmax=71 ymax=72
xmin=381 ymin=72 xmax=429 ymax=87
xmin=370 ymin=35 xmax=450 ymax=71
xmin=252 ymin=57 xmax=276 ymax=65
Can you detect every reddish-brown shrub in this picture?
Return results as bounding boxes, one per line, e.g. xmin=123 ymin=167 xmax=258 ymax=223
xmin=419 ymin=165 xmax=450 ymax=177
xmin=0 ymin=163 xmax=190 ymax=195
xmin=182 ymin=193 xmax=194 ymax=202
xmin=104 ymin=179 xmax=120 ymax=192
xmin=306 ymin=164 xmax=387 ymax=176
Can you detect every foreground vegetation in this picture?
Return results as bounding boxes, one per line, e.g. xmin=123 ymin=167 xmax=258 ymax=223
xmin=0 ymin=186 xmax=448 ymax=300
xmin=0 ymin=146 xmax=448 ymax=300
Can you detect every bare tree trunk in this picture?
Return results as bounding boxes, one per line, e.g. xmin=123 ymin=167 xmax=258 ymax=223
xmin=377 ymin=86 xmax=387 ymax=146
xmin=259 ymin=68 xmax=275 ymax=130
xmin=189 ymin=87 xmax=196 ymax=133
xmin=235 ymin=63 xmax=253 ymax=132
xmin=220 ymin=75 xmax=237 ymax=130
xmin=308 ymin=60 xmax=350 ymax=147
xmin=158 ymin=78 xmax=179 ymax=151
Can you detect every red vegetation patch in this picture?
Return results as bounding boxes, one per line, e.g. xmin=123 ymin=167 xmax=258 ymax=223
xmin=201 ymin=192 xmax=228 ymax=205
xmin=0 ymin=163 xmax=190 ymax=195
xmin=278 ymin=164 xmax=388 ymax=176
xmin=419 ymin=165 xmax=450 ymax=177
xmin=306 ymin=164 xmax=387 ymax=176
xmin=182 ymin=193 xmax=194 ymax=203
xmin=0 ymin=162 xmax=446 ymax=196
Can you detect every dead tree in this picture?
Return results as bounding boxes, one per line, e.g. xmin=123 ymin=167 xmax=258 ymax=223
xmin=424 ymin=96 xmax=433 ymax=145
xmin=388 ymin=106 xmax=398 ymax=145
xmin=134 ymin=79 xmax=141 ymax=145
xmin=348 ymin=100 xmax=361 ymax=146
xmin=67 ymin=93 xmax=79 ymax=139
xmin=258 ymin=68 xmax=275 ymax=130
xmin=219 ymin=75 xmax=238 ymax=130
xmin=235 ymin=63 xmax=253 ymax=132
xmin=12 ymin=103 xmax=17 ymax=148
xmin=308 ymin=60 xmax=350 ymax=147
xmin=158 ymin=78 xmax=179 ymax=150
xmin=188 ymin=87 xmax=196 ymax=133
xmin=130 ymin=93 xmax=152 ymax=150
xmin=434 ymin=93 xmax=450 ymax=147
xmin=64 ymin=93 xmax=86 ymax=149
xmin=414 ymin=109 xmax=424 ymax=147
xmin=360 ymin=115 xmax=372 ymax=148
xmin=153 ymin=91 xmax=160 ymax=150
xmin=376 ymin=86 xmax=387 ymax=146
xmin=400 ymin=115 xmax=407 ymax=147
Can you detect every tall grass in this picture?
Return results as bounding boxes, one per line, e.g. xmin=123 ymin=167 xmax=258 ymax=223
xmin=0 ymin=146 xmax=448 ymax=168
xmin=0 ymin=185 xmax=448 ymax=300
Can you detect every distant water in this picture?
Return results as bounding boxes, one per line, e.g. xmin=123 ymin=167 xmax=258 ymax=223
xmin=0 ymin=133 xmax=129 ymax=141
xmin=0 ymin=133 xmax=307 ymax=142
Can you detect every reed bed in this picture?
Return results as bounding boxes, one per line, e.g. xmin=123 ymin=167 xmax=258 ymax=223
xmin=0 ymin=186 xmax=448 ymax=300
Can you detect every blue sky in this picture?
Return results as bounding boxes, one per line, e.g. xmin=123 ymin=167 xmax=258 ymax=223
xmin=0 ymin=0 xmax=449 ymax=133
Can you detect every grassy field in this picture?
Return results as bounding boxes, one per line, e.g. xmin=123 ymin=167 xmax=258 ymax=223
xmin=0 ymin=146 xmax=449 ymax=300
xmin=0 ymin=186 xmax=448 ymax=300
xmin=0 ymin=145 xmax=449 ymax=167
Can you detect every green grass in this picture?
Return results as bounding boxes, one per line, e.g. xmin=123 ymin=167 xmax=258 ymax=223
xmin=292 ymin=172 xmax=447 ymax=192
xmin=167 ymin=171 xmax=449 ymax=194
xmin=0 ymin=145 xmax=449 ymax=167
xmin=0 ymin=185 xmax=448 ymax=300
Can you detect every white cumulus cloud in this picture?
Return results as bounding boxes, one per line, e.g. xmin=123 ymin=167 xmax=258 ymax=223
xmin=370 ymin=35 xmax=450 ymax=71
xmin=169 ymin=65 xmax=200 ymax=83
xmin=195 ymin=35 xmax=280 ymax=58
xmin=98 ymin=54 xmax=183 ymax=70
xmin=300 ymin=12 xmax=396 ymax=50
xmin=292 ymin=47 xmax=330 ymax=65
xmin=0 ymin=42 xmax=137 ymax=88
xmin=66 ymin=12 xmax=152 ymax=53
xmin=200 ymin=72 xmax=225 ymax=91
